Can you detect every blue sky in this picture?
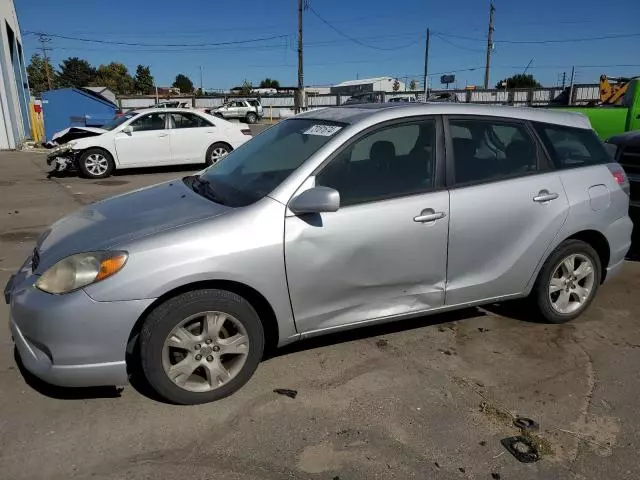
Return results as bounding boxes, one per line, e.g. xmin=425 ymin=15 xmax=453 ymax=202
xmin=16 ymin=0 xmax=640 ymax=90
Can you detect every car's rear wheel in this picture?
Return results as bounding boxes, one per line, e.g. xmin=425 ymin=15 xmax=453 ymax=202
xmin=532 ymin=239 xmax=601 ymax=324
xmin=78 ymin=148 xmax=115 ymax=179
xmin=245 ymin=112 xmax=257 ymax=124
xmin=139 ymin=289 xmax=264 ymax=405
xmin=205 ymin=142 xmax=232 ymax=166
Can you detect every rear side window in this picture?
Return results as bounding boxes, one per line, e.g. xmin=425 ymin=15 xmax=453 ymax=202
xmin=448 ymin=118 xmax=538 ymax=185
xmin=533 ymin=123 xmax=610 ymax=169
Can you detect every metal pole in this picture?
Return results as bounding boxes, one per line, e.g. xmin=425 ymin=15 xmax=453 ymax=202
xmin=568 ymin=66 xmax=575 ymax=106
xmin=423 ymin=28 xmax=430 ymax=97
xmin=199 ymin=66 xmax=203 ymax=94
xmin=296 ymin=0 xmax=304 ymax=113
xmin=483 ymin=2 xmax=495 ymax=89
xmin=39 ymin=34 xmax=53 ymax=90
xmin=561 ymin=71 xmax=566 ymax=89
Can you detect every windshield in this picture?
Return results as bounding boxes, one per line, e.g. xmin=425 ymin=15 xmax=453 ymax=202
xmin=196 ymin=118 xmax=346 ymax=207
xmin=102 ymin=112 xmax=137 ymax=131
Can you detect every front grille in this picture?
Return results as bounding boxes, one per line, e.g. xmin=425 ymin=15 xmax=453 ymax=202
xmin=31 ymin=248 xmax=40 ymax=271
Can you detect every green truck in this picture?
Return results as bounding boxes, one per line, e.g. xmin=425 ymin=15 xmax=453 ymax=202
xmin=560 ymin=78 xmax=640 ymax=140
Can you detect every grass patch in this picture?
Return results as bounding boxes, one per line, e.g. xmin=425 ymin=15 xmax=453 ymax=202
xmin=479 ymin=401 xmax=513 ymax=424
xmin=521 ymin=431 xmax=554 ymax=457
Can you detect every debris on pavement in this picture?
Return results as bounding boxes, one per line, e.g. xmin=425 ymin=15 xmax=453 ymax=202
xmin=375 ymin=339 xmax=389 ymax=349
xmin=513 ymin=417 xmax=540 ymax=432
xmin=273 ymin=388 xmax=298 ymax=399
xmin=500 ymin=435 xmax=541 ymax=463
xmin=491 ymin=473 xmax=501 ymax=479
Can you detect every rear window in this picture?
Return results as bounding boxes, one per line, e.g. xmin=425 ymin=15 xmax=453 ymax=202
xmin=533 ymin=123 xmax=610 ymax=169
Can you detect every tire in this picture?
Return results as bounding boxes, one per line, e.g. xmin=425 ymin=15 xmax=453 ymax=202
xmin=245 ymin=112 xmax=257 ymax=124
xmin=205 ymin=142 xmax=232 ymax=166
xmin=78 ymin=148 xmax=115 ymax=179
xmin=531 ymin=239 xmax=601 ymax=324
xmin=139 ymin=289 xmax=264 ymax=405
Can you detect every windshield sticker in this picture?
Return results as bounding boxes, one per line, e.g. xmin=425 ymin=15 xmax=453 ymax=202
xmin=303 ymin=125 xmax=342 ymax=136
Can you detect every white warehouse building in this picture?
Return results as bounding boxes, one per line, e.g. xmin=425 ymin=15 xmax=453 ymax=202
xmin=0 ymin=0 xmax=29 ymax=149
xmin=331 ymin=77 xmax=407 ymax=96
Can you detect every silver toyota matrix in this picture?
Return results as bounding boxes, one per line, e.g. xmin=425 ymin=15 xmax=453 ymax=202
xmin=5 ymin=103 xmax=632 ymax=404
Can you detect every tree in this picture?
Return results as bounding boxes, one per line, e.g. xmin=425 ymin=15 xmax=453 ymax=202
xmin=91 ymin=62 xmax=134 ymax=95
xmin=392 ymin=79 xmax=400 ymax=92
xmin=495 ymin=74 xmax=541 ymax=89
xmin=172 ymin=74 xmax=194 ymax=93
xmin=134 ymin=65 xmax=154 ymax=94
xmin=240 ymin=79 xmax=253 ymax=96
xmin=259 ymin=78 xmax=280 ymax=89
xmin=26 ymin=53 xmax=53 ymax=96
xmin=409 ymin=79 xmax=417 ymax=91
xmin=57 ymin=57 xmax=96 ymax=88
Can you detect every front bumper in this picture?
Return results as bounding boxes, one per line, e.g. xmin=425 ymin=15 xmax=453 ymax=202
xmin=46 ymin=149 xmax=80 ymax=170
xmin=6 ymin=266 xmax=155 ymax=387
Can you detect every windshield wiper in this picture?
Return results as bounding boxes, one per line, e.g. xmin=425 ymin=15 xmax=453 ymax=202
xmin=185 ymin=175 xmax=227 ymax=205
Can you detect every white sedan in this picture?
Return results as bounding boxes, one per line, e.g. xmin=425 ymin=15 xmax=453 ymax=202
xmin=47 ymin=108 xmax=252 ymax=179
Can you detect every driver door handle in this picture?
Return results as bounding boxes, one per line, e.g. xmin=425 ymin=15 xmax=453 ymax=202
xmin=414 ymin=209 xmax=446 ymax=223
xmin=533 ymin=190 xmax=559 ymax=203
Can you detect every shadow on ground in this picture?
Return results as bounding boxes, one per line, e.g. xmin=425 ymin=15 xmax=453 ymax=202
xmin=47 ymin=164 xmax=202 ymax=180
xmin=13 ymin=347 xmax=123 ymax=400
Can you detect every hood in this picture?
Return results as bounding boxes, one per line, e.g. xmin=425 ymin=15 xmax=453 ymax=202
xmin=35 ymin=180 xmax=231 ymax=272
xmin=608 ymin=130 xmax=640 ymax=147
xmin=49 ymin=126 xmax=107 ymax=146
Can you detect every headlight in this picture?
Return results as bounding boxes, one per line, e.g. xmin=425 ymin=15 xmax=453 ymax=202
xmin=36 ymin=251 xmax=127 ymax=294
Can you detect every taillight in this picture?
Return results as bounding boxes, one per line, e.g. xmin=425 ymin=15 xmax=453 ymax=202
xmin=241 ymin=129 xmax=252 ymax=136
xmin=608 ymin=163 xmax=630 ymax=196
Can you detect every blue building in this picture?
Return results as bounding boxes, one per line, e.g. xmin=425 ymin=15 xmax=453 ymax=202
xmin=0 ymin=0 xmax=29 ymax=149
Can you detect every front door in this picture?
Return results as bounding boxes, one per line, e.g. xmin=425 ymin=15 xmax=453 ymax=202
xmin=168 ymin=111 xmax=215 ymax=164
xmin=285 ymin=117 xmax=450 ymax=334
xmin=443 ymin=115 xmax=570 ymax=305
xmin=114 ymin=112 xmax=171 ymax=167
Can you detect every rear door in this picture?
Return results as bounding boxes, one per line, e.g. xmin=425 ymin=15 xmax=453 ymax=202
xmin=444 ymin=115 xmax=570 ymax=305
xmin=168 ymin=111 xmax=215 ymax=164
xmin=113 ymin=112 xmax=171 ymax=167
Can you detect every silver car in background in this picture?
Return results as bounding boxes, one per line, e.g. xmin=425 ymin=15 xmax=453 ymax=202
xmin=6 ymin=103 xmax=632 ymax=404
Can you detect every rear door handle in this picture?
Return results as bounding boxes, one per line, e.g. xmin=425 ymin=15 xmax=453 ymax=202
xmin=158 ymin=133 xmax=168 ymax=137
xmin=533 ymin=190 xmax=559 ymax=203
xmin=414 ymin=209 xmax=446 ymax=223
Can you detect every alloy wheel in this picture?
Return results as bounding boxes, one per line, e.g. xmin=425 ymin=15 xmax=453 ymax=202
xmin=548 ymin=253 xmax=595 ymax=315
xmin=210 ymin=147 xmax=229 ymax=164
xmin=84 ymin=153 xmax=109 ymax=176
xmin=162 ymin=311 xmax=250 ymax=393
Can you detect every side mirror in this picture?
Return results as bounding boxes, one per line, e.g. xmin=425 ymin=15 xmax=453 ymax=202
xmin=122 ymin=125 xmax=133 ymax=135
xmin=289 ymin=186 xmax=340 ymax=214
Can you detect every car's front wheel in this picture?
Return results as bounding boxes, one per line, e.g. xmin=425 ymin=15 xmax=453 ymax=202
xmin=78 ymin=148 xmax=115 ymax=179
xmin=532 ymin=239 xmax=601 ymax=324
xmin=139 ymin=289 xmax=264 ymax=404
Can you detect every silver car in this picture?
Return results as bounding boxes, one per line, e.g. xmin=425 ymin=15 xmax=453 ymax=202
xmin=213 ymin=99 xmax=263 ymax=124
xmin=6 ymin=104 xmax=632 ymax=404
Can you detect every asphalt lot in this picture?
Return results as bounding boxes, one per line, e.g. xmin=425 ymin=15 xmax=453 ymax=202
xmin=1 ymin=151 xmax=639 ymax=480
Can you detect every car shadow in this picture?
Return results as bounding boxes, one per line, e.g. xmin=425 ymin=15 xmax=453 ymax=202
xmin=13 ymin=348 xmax=123 ymax=400
xmin=46 ymin=164 xmax=203 ymax=180
xmin=264 ymin=307 xmax=487 ymax=360
xmin=16 ymin=301 xmax=551 ymax=402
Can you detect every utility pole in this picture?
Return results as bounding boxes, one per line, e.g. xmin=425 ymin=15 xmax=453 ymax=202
xmin=296 ymin=0 xmax=304 ymax=113
xmin=561 ymin=71 xmax=566 ymax=89
xmin=38 ymin=33 xmax=53 ymax=91
xmin=568 ymin=66 xmax=575 ymax=106
xmin=423 ymin=28 xmax=430 ymax=97
xmin=483 ymin=2 xmax=495 ymax=90
xmin=199 ymin=66 xmax=203 ymax=94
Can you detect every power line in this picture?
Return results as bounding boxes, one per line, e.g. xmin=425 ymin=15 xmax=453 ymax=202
xmin=434 ymin=31 xmax=640 ymax=44
xmin=24 ymin=31 xmax=289 ymax=47
xmin=433 ymin=33 xmax=484 ymax=53
xmin=307 ymin=4 xmax=423 ymax=51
